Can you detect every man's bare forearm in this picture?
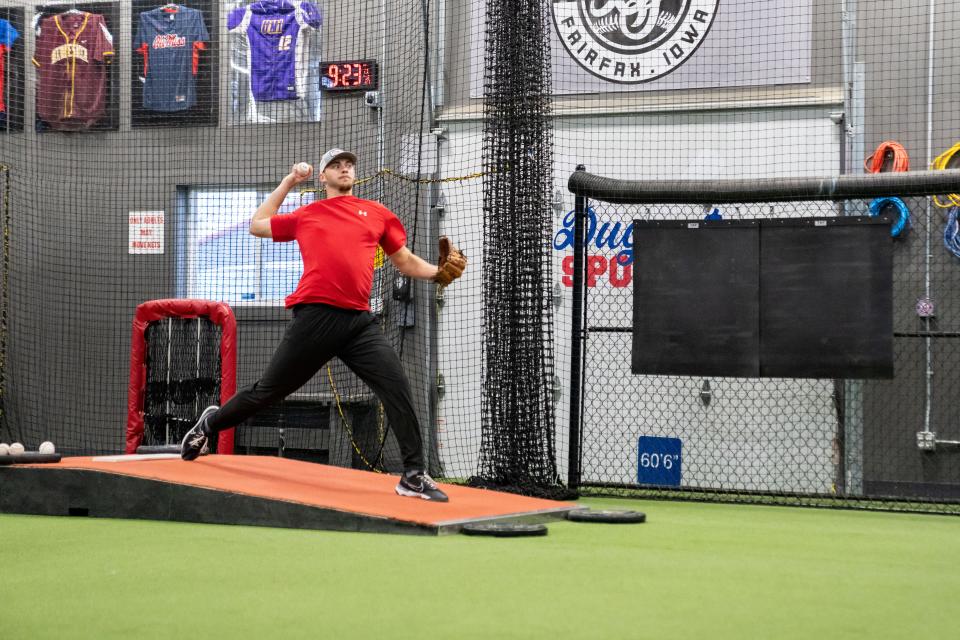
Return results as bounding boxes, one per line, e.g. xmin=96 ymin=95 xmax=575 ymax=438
xmin=400 ymin=252 xmax=440 ymax=280
xmin=390 ymin=247 xmax=440 ymax=280
xmin=250 ymin=175 xmax=297 ymax=229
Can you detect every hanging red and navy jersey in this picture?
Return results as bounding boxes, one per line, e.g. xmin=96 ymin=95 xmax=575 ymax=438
xmin=135 ymin=5 xmax=209 ymax=112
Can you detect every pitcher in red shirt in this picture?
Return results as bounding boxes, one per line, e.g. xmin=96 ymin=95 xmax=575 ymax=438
xmin=181 ymin=148 xmax=466 ymax=502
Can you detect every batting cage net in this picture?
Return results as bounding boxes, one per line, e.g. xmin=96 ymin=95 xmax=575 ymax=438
xmin=567 ymin=169 xmax=960 ymax=514
xmin=1 ymin=1 xmax=960 ymax=511
xmin=143 ymin=318 xmax=224 ymax=447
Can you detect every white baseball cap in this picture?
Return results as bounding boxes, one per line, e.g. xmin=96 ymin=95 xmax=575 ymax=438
xmin=319 ymin=148 xmax=357 ymax=172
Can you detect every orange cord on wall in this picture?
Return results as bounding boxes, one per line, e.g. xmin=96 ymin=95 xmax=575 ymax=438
xmin=864 ymin=140 xmax=910 ymax=173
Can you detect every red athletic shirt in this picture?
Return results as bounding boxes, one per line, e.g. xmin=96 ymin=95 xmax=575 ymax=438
xmin=271 ymin=195 xmax=407 ymax=310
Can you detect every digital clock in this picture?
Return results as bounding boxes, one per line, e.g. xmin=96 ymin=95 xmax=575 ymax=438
xmin=320 ymin=60 xmax=379 ymax=92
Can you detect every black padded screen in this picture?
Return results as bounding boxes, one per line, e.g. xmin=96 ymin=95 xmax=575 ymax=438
xmin=760 ymin=218 xmax=893 ymax=378
xmin=632 ymin=220 xmax=760 ymax=377
xmin=631 ymin=217 xmax=893 ymax=379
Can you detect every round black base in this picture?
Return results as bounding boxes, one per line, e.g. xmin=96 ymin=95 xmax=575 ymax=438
xmin=461 ymin=522 xmax=549 ymax=537
xmin=566 ymin=509 xmax=646 ymax=524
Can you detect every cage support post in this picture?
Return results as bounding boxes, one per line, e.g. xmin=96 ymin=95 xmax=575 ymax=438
xmin=567 ymin=165 xmax=587 ymax=490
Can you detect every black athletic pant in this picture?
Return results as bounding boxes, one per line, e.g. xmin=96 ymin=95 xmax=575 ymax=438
xmin=205 ymin=303 xmax=425 ymax=471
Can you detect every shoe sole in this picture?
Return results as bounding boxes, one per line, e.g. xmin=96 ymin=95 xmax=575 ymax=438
xmin=180 ymin=406 xmax=218 ymax=461
xmin=395 ymin=485 xmax=449 ymax=502
xmin=179 ymin=432 xmax=207 ymax=461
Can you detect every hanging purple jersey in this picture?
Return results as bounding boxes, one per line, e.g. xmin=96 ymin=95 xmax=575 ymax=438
xmin=227 ymin=1 xmax=321 ymax=102
xmin=135 ymin=6 xmax=209 ymax=112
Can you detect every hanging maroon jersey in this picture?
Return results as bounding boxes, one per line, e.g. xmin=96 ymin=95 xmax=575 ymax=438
xmin=32 ymin=12 xmax=114 ymax=130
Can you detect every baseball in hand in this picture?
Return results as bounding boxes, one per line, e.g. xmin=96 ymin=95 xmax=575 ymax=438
xmin=296 ymin=162 xmax=312 ymax=177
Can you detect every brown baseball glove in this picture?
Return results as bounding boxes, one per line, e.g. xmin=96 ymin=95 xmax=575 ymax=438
xmin=434 ymin=236 xmax=467 ymax=286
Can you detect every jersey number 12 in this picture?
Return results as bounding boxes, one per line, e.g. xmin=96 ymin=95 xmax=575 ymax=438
xmin=278 ymin=35 xmax=292 ymax=51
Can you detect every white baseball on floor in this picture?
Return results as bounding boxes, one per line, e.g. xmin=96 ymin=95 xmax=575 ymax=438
xmin=9 ymin=442 xmax=24 ymax=455
xmin=39 ymin=441 xmax=56 ymax=455
xmin=0 ymin=443 xmax=9 ymax=455
xmin=296 ymin=162 xmax=312 ymax=176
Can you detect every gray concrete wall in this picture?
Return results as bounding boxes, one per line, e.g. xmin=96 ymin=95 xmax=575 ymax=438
xmin=859 ymin=1 xmax=960 ymax=494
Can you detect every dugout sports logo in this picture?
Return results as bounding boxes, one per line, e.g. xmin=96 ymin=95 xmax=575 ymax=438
xmin=554 ymin=208 xmax=634 ymax=288
xmin=552 ymin=0 xmax=719 ymax=83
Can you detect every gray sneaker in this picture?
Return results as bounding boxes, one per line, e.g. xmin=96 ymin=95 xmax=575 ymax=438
xmin=180 ymin=405 xmax=218 ymax=461
xmin=395 ymin=470 xmax=449 ymax=502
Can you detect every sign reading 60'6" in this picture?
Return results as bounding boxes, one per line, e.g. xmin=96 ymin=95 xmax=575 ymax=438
xmin=552 ymin=0 xmax=720 ymax=84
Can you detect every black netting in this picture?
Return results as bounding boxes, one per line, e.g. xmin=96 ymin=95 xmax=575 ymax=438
xmin=143 ymin=317 xmax=221 ymax=446
xmin=467 ymin=0 xmax=572 ymax=500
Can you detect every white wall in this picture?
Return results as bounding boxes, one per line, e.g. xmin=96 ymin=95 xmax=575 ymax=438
xmin=437 ymin=106 xmax=842 ymax=493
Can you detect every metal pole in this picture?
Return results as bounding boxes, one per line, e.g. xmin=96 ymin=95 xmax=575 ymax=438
xmin=841 ymin=0 xmax=855 ymax=178
xmin=378 ymin=0 xmax=386 ymax=202
xmin=842 ymin=0 xmax=865 ymax=495
xmin=195 ymin=318 xmax=201 ymax=429
xmin=923 ymin=0 xmax=936 ymax=439
xmin=165 ymin=318 xmax=172 ymax=445
xmin=567 ymin=165 xmax=587 ymax=490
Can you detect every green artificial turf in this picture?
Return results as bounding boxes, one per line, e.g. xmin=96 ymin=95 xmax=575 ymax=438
xmin=2 ymin=497 xmax=958 ymax=639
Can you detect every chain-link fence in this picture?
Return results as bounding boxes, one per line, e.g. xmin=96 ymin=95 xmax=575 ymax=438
xmin=568 ymin=170 xmax=960 ymax=514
